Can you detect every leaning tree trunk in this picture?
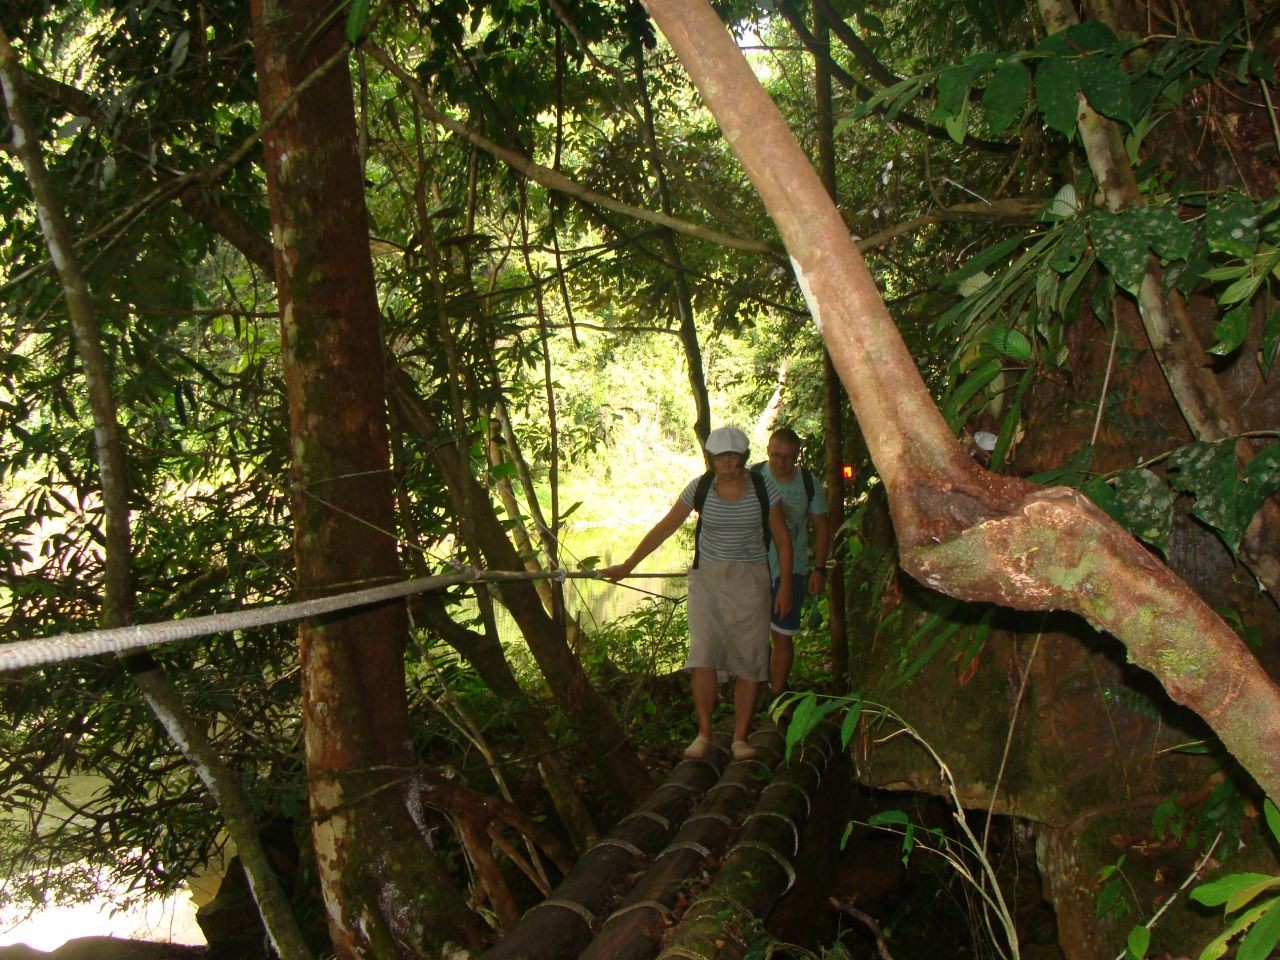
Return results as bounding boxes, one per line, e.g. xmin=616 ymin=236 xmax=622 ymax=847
xmin=249 ymin=3 xmax=481 ymax=956
xmin=639 ymin=0 xmax=1280 ymax=803
xmin=811 ymin=4 xmax=850 ymax=689
xmin=0 ymin=28 xmax=312 ymax=960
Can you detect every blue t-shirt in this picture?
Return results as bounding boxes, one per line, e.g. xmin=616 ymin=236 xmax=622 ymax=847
xmin=679 ymin=473 xmax=782 ymax=564
xmin=760 ymin=466 xmax=828 ymax=579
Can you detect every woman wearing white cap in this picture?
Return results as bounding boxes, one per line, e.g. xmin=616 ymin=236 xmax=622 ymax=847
xmin=602 ymin=426 xmax=792 ymax=761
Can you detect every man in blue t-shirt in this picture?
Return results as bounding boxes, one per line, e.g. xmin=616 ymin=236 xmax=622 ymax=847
xmin=756 ymin=427 xmax=829 ymax=697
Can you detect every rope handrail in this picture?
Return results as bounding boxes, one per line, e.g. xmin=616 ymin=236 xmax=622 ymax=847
xmin=0 ymin=569 xmax=686 ymax=673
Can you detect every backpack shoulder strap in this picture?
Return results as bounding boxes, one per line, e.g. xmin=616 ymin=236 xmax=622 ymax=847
xmin=749 ymin=470 xmax=771 ymax=550
xmin=691 ymin=472 xmax=714 ymax=569
xmin=802 ymin=467 xmax=816 ymax=506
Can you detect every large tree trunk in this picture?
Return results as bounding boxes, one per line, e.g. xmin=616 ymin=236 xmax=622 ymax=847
xmin=249 ymin=4 xmax=480 ymax=955
xmin=639 ymin=0 xmax=1280 ymax=802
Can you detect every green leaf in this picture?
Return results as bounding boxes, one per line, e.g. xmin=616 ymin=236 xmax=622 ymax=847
xmin=1198 ymin=899 xmax=1276 ymax=960
xmin=1050 ymin=219 xmax=1087 ymax=272
xmin=1217 ymin=270 xmax=1266 ymax=307
xmin=942 ymin=236 xmax=1025 ymax=290
xmin=987 ymin=326 xmax=1033 ymax=360
xmin=1078 ymin=54 xmax=1132 ymax=123
xmin=983 ymin=60 xmax=1030 ymax=135
xmin=1126 ymin=924 xmax=1151 ymax=960
xmin=1263 ymin=307 xmax=1280 ymax=377
xmin=1206 ymin=194 xmax=1260 ymax=258
xmin=1209 ymin=304 xmax=1250 ymax=356
xmin=1167 ymin=440 xmax=1258 ymax=554
xmin=784 ymin=693 xmax=818 ymax=760
xmin=1027 ymin=444 xmax=1094 ymax=486
xmin=937 ymin=54 xmax=995 ymax=114
xmin=943 ymin=359 xmax=1002 ymax=428
xmin=1109 ymin=468 xmax=1175 ymax=554
xmin=1091 ymin=209 xmax=1149 ymax=293
xmin=1038 ymin=20 xmax=1122 ymax=57
xmin=346 ymin=0 xmax=371 ymax=44
xmin=1265 ymin=799 xmax=1280 ymax=845
xmin=839 ymin=696 xmax=863 ymax=750
xmin=1036 ymin=56 xmax=1081 ymax=137
xmin=1135 ymin=205 xmax=1193 ymax=260
xmin=1191 ymin=873 xmax=1280 ymax=909
xmin=1238 ymin=898 xmax=1280 ymax=960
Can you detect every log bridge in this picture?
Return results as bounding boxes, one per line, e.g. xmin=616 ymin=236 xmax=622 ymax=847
xmin=484 ymin=721 xmax=845 ymax=960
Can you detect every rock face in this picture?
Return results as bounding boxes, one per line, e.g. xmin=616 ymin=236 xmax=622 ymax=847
xmin=0 ymin=937 xmax=205 ymax=960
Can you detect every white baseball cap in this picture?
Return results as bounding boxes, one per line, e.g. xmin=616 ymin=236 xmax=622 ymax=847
xmin=704 ymin=426 xmax=749 ymax=455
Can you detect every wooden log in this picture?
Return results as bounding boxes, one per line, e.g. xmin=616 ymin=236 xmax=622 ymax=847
xmin=580 ymin=724 xmax=837 ymax=960
xmin=485 ymin=727 xmax=783 ymax=960
xmin=654 ymin=723 xmax=841 ymax=960
xmin=579 ymin=728 xmax=788 ymax=960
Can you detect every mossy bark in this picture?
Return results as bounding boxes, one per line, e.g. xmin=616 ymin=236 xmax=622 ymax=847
xmin=250 ymin=3 xmax=480 ymax=955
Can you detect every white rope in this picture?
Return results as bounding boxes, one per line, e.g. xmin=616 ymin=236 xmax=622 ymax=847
xmin=1 ymin=569 xmax=686 ymax=673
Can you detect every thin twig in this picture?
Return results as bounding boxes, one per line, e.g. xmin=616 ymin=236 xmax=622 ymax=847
xmin=829 ymin=898 xmax=896 ymax=960
xmin=1109 ymin=831 xmax=1224 ymax=960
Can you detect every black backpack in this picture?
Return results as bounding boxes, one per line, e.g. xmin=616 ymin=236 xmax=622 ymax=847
xmin=690 ymin=470 xmax=771 ymax=569
xmin=750 ymin=461 xmax=816 ymax=505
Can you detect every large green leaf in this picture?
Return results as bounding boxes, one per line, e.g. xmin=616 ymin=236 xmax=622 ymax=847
xmin=1078 ymin=54 xmax=1132 ymax=123
xmin=983 ymin=59 xmax=1030 ymax=135
xmin=1049 ymin=219 xmax=1087 ymax=272
xmin=1036 ymin=56 xmax=1080 ymax=137
xmin=1206 ymin=194 xmax=1260 ymax=258
xmin=1090 ymin=209 xmax=1149 ymax=293
xmin=1238 ymin=898 xmax=1280 ymax=960
xmin=987 ymin=325 xmax=1033 ymax=360
xmin=1037 ymin=20 xmax=1123 ymax=57
xmin=1167 ymin=441 xmax=1280 ymax=555
xmin=1111 ymin=469 xmax=1175 ymax=554
xmin=1134 ymin=205 xmax=1193 ymax=261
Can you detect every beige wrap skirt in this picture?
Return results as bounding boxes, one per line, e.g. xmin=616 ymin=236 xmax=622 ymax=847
xmin=684 ymin=559 xmax=771 ymax=682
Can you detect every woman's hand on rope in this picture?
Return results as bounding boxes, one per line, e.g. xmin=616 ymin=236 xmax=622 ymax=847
xmin=600 ymin=561 xmax=635 ymax=582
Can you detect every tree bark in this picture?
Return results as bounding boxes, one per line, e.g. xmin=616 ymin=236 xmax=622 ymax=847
xmin=249 ymin=3 xmax=481 ymax=955
xmin=639 ymin=0 xmax=1280 ymax=803
xmin=812 ymin=4 xmax=849 ymax=689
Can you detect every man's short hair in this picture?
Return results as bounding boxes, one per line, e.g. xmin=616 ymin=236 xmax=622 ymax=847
xmin=769 ymin=426 xmax=802 ymax=447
